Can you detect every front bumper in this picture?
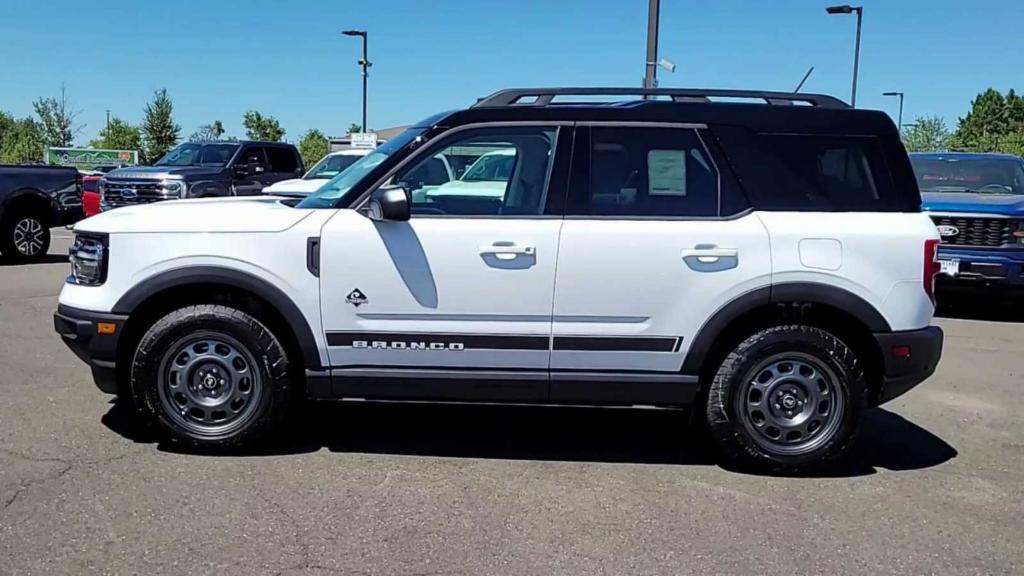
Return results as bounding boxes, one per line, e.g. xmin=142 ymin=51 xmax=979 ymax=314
xmin=936 ymin=247 xmax=1024 ymax=288
xmin=872 ymin=326 xmax=944 ymax=405
xmin=53 ymin=304 xmax=127 ymax=394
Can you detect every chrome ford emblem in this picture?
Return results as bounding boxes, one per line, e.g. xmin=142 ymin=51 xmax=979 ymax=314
xmin=936 ymin=225 xmax=959 ymax=237
xmin=121 ymin=188 xmax=138 ymax=199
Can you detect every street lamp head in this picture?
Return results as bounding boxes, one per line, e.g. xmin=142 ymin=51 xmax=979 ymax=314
xmin=883 ymin=92 xmax=903 ymax=97
xmin=826 ymin=5 xmax=860 ymax=14
xmin=342 ymin=29 xmax=366 ymax=37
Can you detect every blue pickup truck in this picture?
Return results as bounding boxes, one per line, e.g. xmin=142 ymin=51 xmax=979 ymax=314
xmin=910 ymin=152 xmax=1024 ymax=294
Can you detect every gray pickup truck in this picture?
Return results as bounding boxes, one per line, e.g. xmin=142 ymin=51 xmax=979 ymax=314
xmin=0 ymin=165 xmax=83 ymax=261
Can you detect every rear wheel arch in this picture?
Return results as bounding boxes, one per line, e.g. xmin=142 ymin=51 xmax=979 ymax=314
xmin=1 ymin=190 xmax=55 ymax=225
xmin=685 ymin=283 xmax=886 ymax=397
xmin=113 ymin=268 xmax=323 ymax=388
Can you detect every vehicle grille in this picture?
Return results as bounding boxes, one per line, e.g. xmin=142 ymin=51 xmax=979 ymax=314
xmin=930 ymin=215 xmax=1018 ymax=248
xmin=101 ymin=179 xmax=177 ymax=208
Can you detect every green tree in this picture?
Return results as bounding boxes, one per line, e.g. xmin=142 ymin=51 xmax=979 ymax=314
xmin=949 ymin=88 xmax=1024 ymax=154
xmin=189 ymin=120 xmax=227 ymax=142
xmin=0 ymin=110 xmax=14 ymax=150
xmin=242 ymin=111 xmax=285 ymax=142
xmin=0 ymin=117 xmax=45 ymax=164
xmin=141 ymin=88 xmax=181 ymax=163
xmin=89 ymin=117 xmax=142 ymax=151
xmin=346 ymin=123 xmax=362 ymax=134
xmin=33 ymin=83 xmax=82 ymax=147
xmin=298 ymin=129 xmax=330 ymax=169
xmin=901 ymin=115 xmax=951 ymax=152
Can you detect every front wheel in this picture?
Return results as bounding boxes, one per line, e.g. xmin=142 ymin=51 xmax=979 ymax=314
xmin=130 ymin=304 xmax=293 ymax=450
xmin=706 ymin=325 xmax=866 ymax=473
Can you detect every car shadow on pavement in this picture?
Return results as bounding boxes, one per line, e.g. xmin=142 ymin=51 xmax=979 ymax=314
xmin=0 ymin=254 xmax=68 ymax=266
xmin=102 ymin=398 xmax=957 ymax=477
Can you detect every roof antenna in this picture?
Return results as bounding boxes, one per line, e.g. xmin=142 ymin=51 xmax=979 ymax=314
xmin=794 ymin=66 xmax=814 ymax=92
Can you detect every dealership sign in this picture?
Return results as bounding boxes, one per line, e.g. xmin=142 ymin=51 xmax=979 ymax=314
xmin=45 ymin=147 xmax=139 ymax=170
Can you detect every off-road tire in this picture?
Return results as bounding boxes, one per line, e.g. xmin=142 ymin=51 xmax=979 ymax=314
xmin=706 ymin=325 xmax=866 ymax=473
xmin=130 ymin=304 xmax=292 ymax=450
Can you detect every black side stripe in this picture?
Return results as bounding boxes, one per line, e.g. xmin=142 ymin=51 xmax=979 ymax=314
xmin=326 ymin=332 xmax=681 ymax=352
xmin=326 ymin=332 xmax=549 ymax=350
xmin=552 ymin=336 xmax=679 ymax=352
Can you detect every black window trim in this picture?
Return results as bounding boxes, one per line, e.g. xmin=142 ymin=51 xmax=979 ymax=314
xmin=353 ymin=121 xmax=574 ymax=220
xmin=565 ymin=121 xmax=728 ymax=221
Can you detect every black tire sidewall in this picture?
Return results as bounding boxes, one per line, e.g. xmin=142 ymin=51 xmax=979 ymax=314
xmin=130 ymin=305 xmax=291 ymax=448
xmin=708 ymin=326 xmax=866 ymax=471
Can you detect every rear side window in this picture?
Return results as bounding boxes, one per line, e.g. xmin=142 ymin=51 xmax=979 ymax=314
xmin=568 ymin=126 xmax=719 ymax=217
xmin=266 ymin=147 xmax=300 ymax=173
xmin=714 ymin=126 xmax=905 ymax=211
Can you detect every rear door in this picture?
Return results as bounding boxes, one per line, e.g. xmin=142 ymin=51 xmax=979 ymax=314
xmin=265 ymin=146 xmax=303 ymax=185
xmin=550 ymin=123 xmax=772 ymax=389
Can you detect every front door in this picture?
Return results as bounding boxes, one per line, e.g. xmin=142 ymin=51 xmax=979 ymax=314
xmin=318 ymin=125 xmax=571 ymax=392
xmin=550 ymin=124 xmax=772 ymax=378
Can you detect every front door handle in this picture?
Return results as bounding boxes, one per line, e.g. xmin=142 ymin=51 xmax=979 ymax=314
xmin=479 ymin=243 xmax=536 ymax=260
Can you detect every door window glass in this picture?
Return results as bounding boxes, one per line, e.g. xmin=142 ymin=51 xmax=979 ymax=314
xmin=266 ymin=147 xmax=300 ymax=173
xmin=394 ymin=127 xmax=557 ymax=216
xmin=577 ymin=127 xmax=719 ymax=217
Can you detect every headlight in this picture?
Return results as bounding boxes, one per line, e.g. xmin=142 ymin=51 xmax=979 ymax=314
xmin=163 ymin=179 xmax=184 ymax=197
xmin=98 ymin=180 xmax=106 ymax=202
xmin=68 ymin=234 xmax=107 ymax=286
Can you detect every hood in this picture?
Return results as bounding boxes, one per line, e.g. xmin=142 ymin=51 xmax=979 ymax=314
xmin=262 ymin=177 xmax=326 ymax=196
xmin=105 ymin=165 xmax=224 ymax=180
xmin=921 ymin=192 xmax=1024 ymax=216
xmin=75 ymin=196 xmax=315 ymax=234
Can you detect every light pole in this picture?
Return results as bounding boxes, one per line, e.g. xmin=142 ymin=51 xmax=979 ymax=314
xmin=883 ymin=91 xmax=905 ymax=127
xmin=643 ymin=0 xmax=661 ymax=92
xmin=342 ymin=29 xmax=370 ymax=133
xmin=826 ymin=5 xmax=863 ymax=107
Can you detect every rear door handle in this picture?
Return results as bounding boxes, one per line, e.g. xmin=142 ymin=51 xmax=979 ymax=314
xmin=681 ymin=248 xmax=738 ymax=262
xmin=480 ymin=243 xmax=536 ymax=260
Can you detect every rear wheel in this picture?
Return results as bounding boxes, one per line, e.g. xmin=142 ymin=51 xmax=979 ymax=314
xmin=130 ymin=304 xmax=293 ymax=450
xmin=706 ymin=325 xmax=866 ymax=473
xmin=0 ymin=211 xmax=50 ymax=262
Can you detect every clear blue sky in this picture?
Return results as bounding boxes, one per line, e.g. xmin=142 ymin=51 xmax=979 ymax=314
xmin=1 ymin=0 xmax=1021 ymax=144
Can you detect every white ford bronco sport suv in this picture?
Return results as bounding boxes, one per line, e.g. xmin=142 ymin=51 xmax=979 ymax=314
xmin=55 ymin=88 xmax=943 ymax=472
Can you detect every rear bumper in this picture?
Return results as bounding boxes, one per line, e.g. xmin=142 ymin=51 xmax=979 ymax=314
xmin=873 ymin=326 xmax=944 ymax=405
xmin=53 ymin=304 xmax=127 ymax=394
xmin=936 ymin=246 xmax=1024 ymax=288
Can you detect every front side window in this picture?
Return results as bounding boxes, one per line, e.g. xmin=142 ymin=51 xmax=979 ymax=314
xmin=266 ymin=147 xmax=300 ymax=174
xmin=910 ymin=157 xmax=1024 ymax=196
xmin=394 ymin=126 xmax=557 ymax=216
xmin=571 ymin=126 xmax=719 ymax=217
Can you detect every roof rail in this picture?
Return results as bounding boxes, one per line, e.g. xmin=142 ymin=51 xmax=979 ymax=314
xmin=473 ymin=87 xmax=850 ymax=109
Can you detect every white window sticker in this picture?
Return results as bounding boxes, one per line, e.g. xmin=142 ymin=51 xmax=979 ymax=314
xmin=648 ymin=149 xmax=687 ymax=196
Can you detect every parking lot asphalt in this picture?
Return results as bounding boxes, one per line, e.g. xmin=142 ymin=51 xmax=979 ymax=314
xmin=0 ymin=231 xmax=1021 ymax=575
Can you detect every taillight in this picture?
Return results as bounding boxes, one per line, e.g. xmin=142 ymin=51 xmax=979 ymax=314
xmin=923 ymin=238 xmax=940 ymax=305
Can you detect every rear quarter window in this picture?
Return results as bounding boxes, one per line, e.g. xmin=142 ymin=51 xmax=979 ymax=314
xmin=713 ymin=125 xmax=913 ymax=212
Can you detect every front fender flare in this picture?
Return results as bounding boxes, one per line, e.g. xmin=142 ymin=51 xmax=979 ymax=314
xmin=112 ymin=266 xmax=323 ymax=369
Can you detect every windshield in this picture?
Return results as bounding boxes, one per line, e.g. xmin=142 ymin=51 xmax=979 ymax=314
xmin=298 ymin=128 xmax=426 ymax=208
xmin=155 ymin=143 xmax=239 ymax=167
xmin=461 ymin=150 xmax=516 ymax=182
xmin=304 ymin=154 xmax=362 ymax=180
xmin=911 ymin=157 xmax=1024 ymax=195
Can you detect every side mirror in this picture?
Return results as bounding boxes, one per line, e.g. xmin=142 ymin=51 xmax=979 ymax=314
xmin=233 ymin=163 xmax=249 ymax=177
xmin=368 ymin=185 xmax=410 ymax=222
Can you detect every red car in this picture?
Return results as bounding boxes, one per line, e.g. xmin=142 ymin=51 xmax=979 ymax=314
xmin=82 ymin=174 xmax=101 ymax=217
